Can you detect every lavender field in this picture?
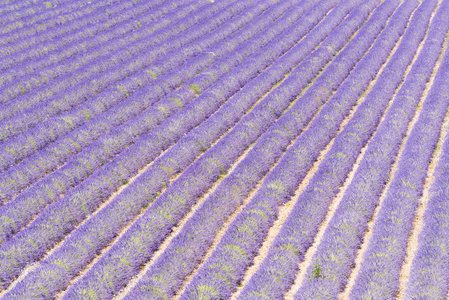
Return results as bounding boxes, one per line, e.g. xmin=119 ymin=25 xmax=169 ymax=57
xmin=0 ymin=0 xmax=448 ymax=299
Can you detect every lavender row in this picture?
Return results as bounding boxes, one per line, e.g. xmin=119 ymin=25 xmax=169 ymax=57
xmin=2 ymin=2 xmax=345 ymax=296
xmin=234 ymin=1 xmax=421 ymax=298
xmin=0 ymin=0 xmax=183 ymax=73
xmin=0 ymin=0 xmax=56 ymax=15
xmin=0 ymin=0 xmax=125 ymax=46
xmin=0 ymin=0 xmax=281 ymax=209
xmin=0 ymin=0 xmax=279 ymax=169
xmin=180 ymin=0 xmax=408 ymax=298
xmin=0 ymin=0 xmax=245 ymax=143
xmin=280 ymin=0 xmax=425 ymax=296
xmin=127 ymin=1 xmax=387 ymax=299
xmin=0 ymin=0 xmax=85 ymax=25
xmin=0 ymin=0 xmax=105 ymax=44
xmin=0 ymin=0 xmax=316 ymax=242
xmin=179 ymin=0 xmax=401 ymax=298
xmin=58 ymin=1 xmax=353 ymax=297
xmin=66 ymin=0 xmax=396 ymax=296
xmin=291 ymin=1 xmax=443 ymax=298
xmin=405 ymin=122 xmax=449 ymax=298
xmin=0 ymin=0 xmax=324 ymax=288
xmin=0 ymin=0 xmax=65 ymax=11
xmin=0 ymin=0 xmax=86 ymax=35
xmin=0 ymin=0 xmax=186 ymax=85
xmin=0 ymin=0 xmax=296 ymax=212
xmin=0 ymin=0 xmax=206 ymax=103
xmin=0 ymin=0 xmax=291 ymax=245
xmin=349 ymin=20 xmax=449 ymax=300
xmin=0 ymin=0 xmax=315 ymax=257
xmin=0 ymin=0 xmax=42 ymax=10
xmin=0 ymin=1 xmax=243 ymax=125
xmin=0 ymin=0 xmax=326 ymax=290
xmin=0 ymin=0 xmax=155 ymax=65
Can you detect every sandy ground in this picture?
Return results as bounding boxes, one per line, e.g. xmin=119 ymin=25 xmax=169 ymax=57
xmin=4 ymin=1 xmax=448 ymax=299
xmin=116 ymin=55 xmax=295 ymax=299
xmin=341 ymin=4 xmax=446 ymax=298
xmin=396 ymin=108 xmax=449 ymax=299
xmin=173 ymin=146 xmax=271 ymax=299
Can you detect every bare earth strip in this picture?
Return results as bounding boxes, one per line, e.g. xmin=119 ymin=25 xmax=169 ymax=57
xmin=396 ymin=110 xmax=449 ymax=299
xmin=339 ymin=6 xmax=446 ymax=299
xmin=117 ymin=45 xmax=333 ymax=297
xmin=287 ymin=3 xmax=429 ymax=296
xmin=228 ymin=79 xmax=338 ymax=300
xmin=229 ymin=7 xmax=394 ymax=296
xmin=0 ymin=138 xmax=177 ymax=299
xmin=112 ymin=141 xmax=256 ymax=299
xmin=230 ymin=11 xmax=402 ymax=300
xmin=395 ymin=9 xmax=449 ymax=297
xmin=172 ymin=148 xmax=277 ymax=300
xmin=53 ymin=142 xmax=180 ymax=298
xmin=284 ymin=12 xmax=412 ymax=299
xmin=229 ymin=104 xmax=339 ymax=300
xmin=167 ymin=67 xmax=309 ymax=300
xmin=56 ymin=43 xmax=306 ymax=297
xmin=113 ymin=50 xmax=307 ymax=298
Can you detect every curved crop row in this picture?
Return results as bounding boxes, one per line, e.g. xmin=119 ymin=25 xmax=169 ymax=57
xmin=0 ymin=0 xmax=88 ymax=25
xmin=0 ymin=0 xmax=298 ymax=242
xmin=0 ymin=0 xmax=125 ymax=47
xmin=131 ymin=1 xmax=389 ymax=298
xmin=0 ymin=1 xmax=253 ymax=149
xmin=0 ymin=0 xmax=265 ymax=199
xmin=0 ymin=0 xmax=216 ymax=110
xmin=405 ymin=121 xmax=449 ymax=299
xmin=0 ymin=0 xmax=54 ymax=15
xmin=0 ymin=0 xmax=187 ymax=74
xmin=349 ymin=12 xmax=449 ymax=300
xmin=236 ymin=1 xmax=421 ymax=298
xmin=58 ymin=1 xmax=349 ymax=296
xmin=2 ymin=0 xmax=448 ymax=298
xmin=178 ymin=0 xmax=406 ymax=298
xmin=2 ymin=1 xmax=352 ymax=295
xmin=293 ymin=0 xmax=443 ymax=298
xmin=0 ymin=0 xmax=326 ymax=290
xmin=0 ymin=0 xmax=293 ymax=251
xmin=0 ymin=0 xmax=286 ymax=176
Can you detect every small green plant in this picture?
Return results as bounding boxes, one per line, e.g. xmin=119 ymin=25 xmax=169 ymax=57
xmin=122 ymin=180 xmax=129 ymax=185
xmin=311 ymin=263 xmax=322 ymax=279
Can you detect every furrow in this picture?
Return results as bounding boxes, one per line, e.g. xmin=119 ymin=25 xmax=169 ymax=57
xmin=0 ymin=0 xmax=240 ymax=137
xmin=0 ymin=0 xmax=316 ymax=253
xmin=347 ymin=1 xmax=449 ymax=297
xmin=341 ymin=15 xmax=449 ymax=298
xmin=179 ymin=1 xmax=409 ymax=299
xmin=0 ymin=0 xmax=333 ymax=294
xmin=291 ymin=1 xmax=442 ymax=297
xmin=0 ymin=0 xmax=186 ymax=81
xmin=117 ymin=141 xmax=258 ymax=300
xmin=397 ymin=109 xmax=449 ymax=299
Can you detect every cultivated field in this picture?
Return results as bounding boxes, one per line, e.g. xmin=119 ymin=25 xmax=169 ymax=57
xmin=0 ymin=0 xmax=448 ymax=299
